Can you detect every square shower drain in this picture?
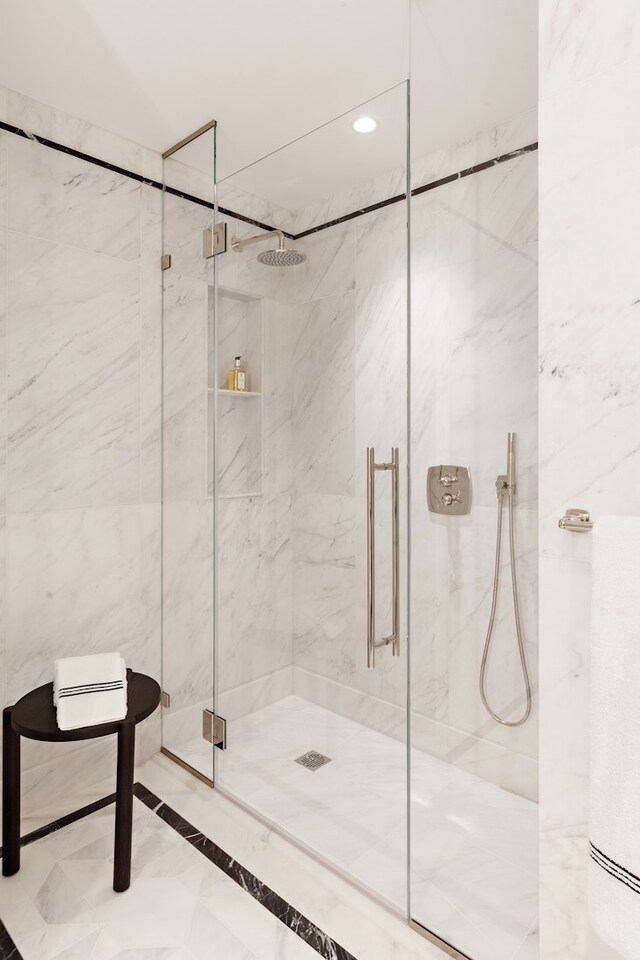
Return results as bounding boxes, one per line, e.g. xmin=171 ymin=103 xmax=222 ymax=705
xmin=295 ymin=750 xmax=332 ymax=771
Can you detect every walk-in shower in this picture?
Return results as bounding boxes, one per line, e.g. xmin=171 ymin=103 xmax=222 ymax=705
xmin=480 ymin=432 xmax=532 ymax=727
xmin=160 ymin=68 xmax=538 ymax=960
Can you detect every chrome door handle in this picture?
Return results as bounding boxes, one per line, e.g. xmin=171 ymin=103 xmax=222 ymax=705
xmin=367 ymin=447 xmax=400 ymax=669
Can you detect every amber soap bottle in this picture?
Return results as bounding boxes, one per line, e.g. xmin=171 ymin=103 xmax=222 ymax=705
xmin=228 ymin=356 xmax=248 ymax=391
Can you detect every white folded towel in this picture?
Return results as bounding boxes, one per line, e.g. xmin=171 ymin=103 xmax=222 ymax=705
xmin=589 ymin=515 xmax=640 ymax=959
xmin=54 ymin=653 xmax=128 ymax=731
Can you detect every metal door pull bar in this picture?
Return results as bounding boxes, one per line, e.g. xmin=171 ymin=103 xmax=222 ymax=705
xmin=367 ymin=447 xmax=400 ymax=669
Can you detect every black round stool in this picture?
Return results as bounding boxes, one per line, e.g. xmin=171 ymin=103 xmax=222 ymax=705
xmin=2 ymin=670 xmax=160 ymax=892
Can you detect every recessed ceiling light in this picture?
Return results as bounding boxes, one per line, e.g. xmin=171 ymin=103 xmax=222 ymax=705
xmin=353 ymin=116 xmax=377 ymax=134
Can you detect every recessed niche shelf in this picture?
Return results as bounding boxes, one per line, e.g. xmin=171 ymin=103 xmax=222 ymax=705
xmin=207 ymin=284 xmax=264 ymax=500
xmin=213 ymin=388 xmax=262 ymax=398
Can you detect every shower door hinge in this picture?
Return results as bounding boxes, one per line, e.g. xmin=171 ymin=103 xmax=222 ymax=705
xmin=160 ymin=690 xmax=171 ymax=708
xmin=202 ymin=709 xmax=227 ymax=750
xmin=160 ymin=253 xmax=172 ymax=271
xmin=203 ymin=222 xmax=227 ymax=259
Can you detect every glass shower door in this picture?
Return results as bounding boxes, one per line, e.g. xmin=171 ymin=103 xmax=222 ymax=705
xmin=212 ymin=83 xmax=411 ymax=910
xmin=160 ymin=123 xmax=217 ymax=784
xmin=408 ymin=2 xmax=539 ymax=956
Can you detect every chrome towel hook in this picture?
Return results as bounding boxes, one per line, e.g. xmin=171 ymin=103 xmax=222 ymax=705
xmin=558 ymin=508 xmax=593 ymax=532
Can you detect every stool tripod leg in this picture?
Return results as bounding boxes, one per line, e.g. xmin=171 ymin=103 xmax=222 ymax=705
xmin=2 ymin=708 xmax=20 ymax=876
xmin=113 ymin=721 xmax=135 ymax=892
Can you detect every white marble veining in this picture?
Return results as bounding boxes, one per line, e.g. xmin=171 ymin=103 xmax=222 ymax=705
xmin=140 ymin=184 xmax=163 ymax=504
xmin=0 ymin=226 xmax=6 ymax=518
xmin=6 ymin=505 xmax=142 ymax=706
xmin=7 ymin=233 xmax=140 ymax=512
xmin=8 ymin=136 xmax=141 ymax=260
xmin=0 ymin=98 xmax=164 ymax=813
xmin=292 ymin=224 xmax=355 ymax=303
xmin=540 ymin=0 xmax=640 ymax=98
xmin=161 ymin=192 xmax=215 ymax=286
xmin=215 ymin=294 xmax=263 ymax=496
xmin=5 ymin=87 xmax=152 ymax=177
xmin=413 ymin=111 xmax=538 ymax=193
xmin=539 ymin=3 xmax=640 ymax=957
xmin=161 ymin=499 xmax=213 ymax=717
xmin=163 ymin=151 xmax=215 ymax=204
xmin=0 ymin=130 xmax=8 ymax=228
xmin=157 ymin=115 xmax=539 ymax=816
xmin=292 ymin=291 xmax=355 ymax=498
xmin=161 ymin=271 xmax=207 ymax=503
xmin=262 ymin=298 xmax=295 ymax=496
xmin=0 ymin=88 xmax=544 ymax=960
xmin=1 ymin=752 xmax=460 ymax=960
xmin=284 ymin=127 xmax=538 ymax=801
xmin=293 ymin=494 xmax=356 ymax=685
xmin=217 ymin=493 xmax=293 ymax=694
xmin=175 ymin=695 xmax=537 ymax=960
xmin=0 ymin=792 xmax=318 ymax=960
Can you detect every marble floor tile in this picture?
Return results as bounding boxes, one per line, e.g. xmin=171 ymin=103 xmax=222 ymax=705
xmin=170 ymin=695 xmax=538 ymax=960
xmin=3 ymin=705 xmax=537 ymax=960
xmin=0 ymin=792 xmax=325 ymax=960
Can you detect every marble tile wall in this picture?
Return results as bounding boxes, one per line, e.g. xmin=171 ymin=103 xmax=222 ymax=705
xmin=290 ymin=122 xmax=538 ymax=800
xmin=0 ymin=87 xmax=163 ymax=814
xmin=539 ymin=2 xmax=640 ymax=957
xmin=411 ymin=142 xmax=539 ymax=796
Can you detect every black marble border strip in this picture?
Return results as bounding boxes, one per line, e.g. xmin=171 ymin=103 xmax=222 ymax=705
xmin=0 ymin=119 xmax=537 ymax=243
xmin=133 ymin=783 xmax=359 ymax=960
xmin=293 ymin=192 xmax=406 ymax=240
xmin=0 ymin=781 xmax=359 ymax=960
xmin=0 ymin=916 xmax=21 ymax=960
xmin=294 ymin=141 xmax=538 ymax=239
xmin=411 ymin=141 xmax=539 ymax=199
xmin=0 ymin=120 xmax=294 ymax=240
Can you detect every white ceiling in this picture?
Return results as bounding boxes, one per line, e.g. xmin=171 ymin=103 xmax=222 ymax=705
xmin=0 ymin=0 xmax=537 ymax=197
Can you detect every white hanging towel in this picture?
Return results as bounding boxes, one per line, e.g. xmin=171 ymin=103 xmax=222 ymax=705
xmin=54 ymin=653 xmax=128 ymax=731
xmin=589 ymin=515 xmax=640 ymax=959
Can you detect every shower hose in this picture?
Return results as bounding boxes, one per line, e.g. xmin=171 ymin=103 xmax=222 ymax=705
xmin=479 ymin=480 xmax=532 ymax=727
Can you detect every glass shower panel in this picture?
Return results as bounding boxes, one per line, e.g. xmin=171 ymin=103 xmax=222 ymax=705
xmin=408 ymin=2 xmax=539 ymax=957
xmin=160 ymin=125 xmax=216 ymax=784
xmin=212 ymin=83 xmax=411 ymax=909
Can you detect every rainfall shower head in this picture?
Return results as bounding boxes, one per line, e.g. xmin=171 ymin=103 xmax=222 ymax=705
xmin=231 ymin=229 xmax=306 ymax=267
xmin=257 ymin=246 xmax=305 ymax=267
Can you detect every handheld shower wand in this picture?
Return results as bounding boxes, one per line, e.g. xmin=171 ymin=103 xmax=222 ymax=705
xmin=479 ymin=432 xmax=532 ymax=727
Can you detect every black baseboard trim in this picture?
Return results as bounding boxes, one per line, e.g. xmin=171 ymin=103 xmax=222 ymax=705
xmin=0 ymin=781 xmax=359 ymax=960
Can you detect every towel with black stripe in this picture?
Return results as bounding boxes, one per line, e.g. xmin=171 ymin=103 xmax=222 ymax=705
xmin=589 ymin=516 xmax=640 ymax=959
xmin=54 ymin=653 xmax=128 ymax=730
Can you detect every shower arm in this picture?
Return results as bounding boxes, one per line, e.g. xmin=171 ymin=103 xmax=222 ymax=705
xmin=231 ymin=230 xmax=285 ymax=253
